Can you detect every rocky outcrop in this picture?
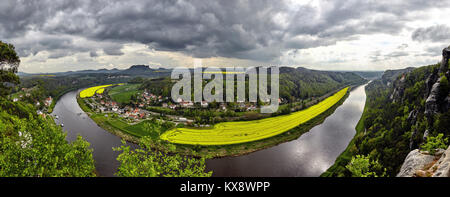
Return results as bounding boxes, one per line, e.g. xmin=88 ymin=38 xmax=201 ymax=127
xmin=423 ymin=129 xmax=429 ymax=141
xmin=432 ymin=147 xmax=450 ymax=177
xmin=440 ymin=46 xmax=450 ymax=73
xmin=397 ymin=149 xmax=439 ymax=177
xmin=407 ymin=109 xmax=418 ymax=125
xmin=390 ymin=73 xmax=408 ymax=103
xmin=445 ymin=95 xmax=450 ymax=112
xmin=425 ymin=78 xmax=441 ymax=117
xmin=409 ymin=127 xmax=419 ymax=150
xmin=397 ymin=148 xmax=447 ymax=177
xmin=398 ymin=45 xmax=450 ymax=177
xmin=425 ymin=69 xmax=439 ymax=96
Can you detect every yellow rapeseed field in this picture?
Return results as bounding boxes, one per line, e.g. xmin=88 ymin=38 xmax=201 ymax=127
xmin=79 ymin=84 xmax=124 ymax=98
xmin=160 ymin=87 xmax=349 ymax=145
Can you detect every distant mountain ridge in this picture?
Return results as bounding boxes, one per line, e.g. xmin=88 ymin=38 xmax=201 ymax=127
xmin=18 ymin=65 xmax=171 ymax=76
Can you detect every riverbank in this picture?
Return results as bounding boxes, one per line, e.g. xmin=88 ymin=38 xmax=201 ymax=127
xmin=320 ymin=87 xmax=368 ymax=177
xmin=77 ymin=86 xmax=356 ymax=158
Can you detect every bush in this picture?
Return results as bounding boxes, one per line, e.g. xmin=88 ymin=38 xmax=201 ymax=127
xmin=421 ymin=133 xmax=448 ymax=154
xmin=345 ymin=155 xmax=386 ymax=177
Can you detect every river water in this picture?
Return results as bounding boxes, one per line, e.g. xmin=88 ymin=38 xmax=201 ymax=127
xmin=52 ymin=84 xmax=367 ymax=177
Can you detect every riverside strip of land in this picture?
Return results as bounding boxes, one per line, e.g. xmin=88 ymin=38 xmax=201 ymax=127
xmin=77 ymin=85 xmax=352 ymax=157
xmin=161 ymin=87 xmax=349 ymax=145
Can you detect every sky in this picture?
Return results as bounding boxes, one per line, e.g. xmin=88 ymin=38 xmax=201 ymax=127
xmin=1 ymin=0 xmax=450 ymax=73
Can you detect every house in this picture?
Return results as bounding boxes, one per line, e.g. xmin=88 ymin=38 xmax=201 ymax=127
xmin=99 ymin=106 xmax=106 ymax=113
xmin=44 ymin=97 xmax=53 ymax=106
xmin=219 ymin=103 xmax=227 ymax=110
xmin=181 ymin=101 xmax=194 ymax=107
xmin=162 ymin=103 xmax=168 ymax=108
xmin=246 ymin=105 xmax=257 ymax=111
xmin=201 ymin=101 xmax=209 ymax=108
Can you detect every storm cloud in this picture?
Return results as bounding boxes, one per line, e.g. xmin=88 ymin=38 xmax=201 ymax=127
xmin=1 ymin=0 xmax=450 ymax=71
xmin=412 ymin=25 xmax=450 ymax=42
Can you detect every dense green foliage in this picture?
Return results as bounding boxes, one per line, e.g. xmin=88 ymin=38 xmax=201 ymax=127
xmin=18 ymin=74 xmax=128 ymax=104
xmin=114 ymin=136 xmax=212 ymax=177
xmin=139 ymin=77 xmax=172 ymax=98
xmin=421 ymin=133 xmax=448 ymax=154
xmin=345 ymin=155 xmax=386 ymax=177
xmin=139 ymin=67 xmax=365 ymax=103
xmin=278 ymin=67 xmax=366 ymax=102
xmin=0 ymin=41 xmax=20 ymax=97
xmin=0 ymin=98 xmax=96 ymax=177
xmin=0 ymin=41 xmax=20 ymax=68
xmin=324 ymin=64 xmax=450 ymax=177
xmin=0 ymin=41 xmax=96 ymax=177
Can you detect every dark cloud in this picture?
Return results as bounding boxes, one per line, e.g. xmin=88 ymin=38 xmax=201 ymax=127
xmin=412 ymin=25 xmax=450 ymax=42
xmin=89 ymin=51 xmax=98 ymax=58
xmin=422 ymin=44 xmax=449 ymax=56
xmin=370 ymin=50 xmax=410 ymax=62
xmin=1 ymin=0 xmax=449 ymax=62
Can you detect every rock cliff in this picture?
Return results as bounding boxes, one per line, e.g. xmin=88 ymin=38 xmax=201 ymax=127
xmin=397 ymin=147 xmax=450 ymax=177
xmin=398 ymin=46 xmax=450 ymax=177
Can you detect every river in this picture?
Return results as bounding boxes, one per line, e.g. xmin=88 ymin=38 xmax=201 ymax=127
xmin=52 ymin=84 xmax=367 ymax=177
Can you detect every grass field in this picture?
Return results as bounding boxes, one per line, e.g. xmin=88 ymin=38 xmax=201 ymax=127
xmin=90 ymin=113 xmax=163 ymax=140
xmin=108 ymin=83 xmax=141 ymax=103
xmin=79 ymin=84 xmax=123 ymax=98
xmin=160 ymin=87 xmax=349 ymax=145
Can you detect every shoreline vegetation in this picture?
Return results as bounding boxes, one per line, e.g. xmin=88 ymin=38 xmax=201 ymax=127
xmin=76 ymin=84 xmax=361 ymax=158
xmin=321 ymin=92 xmax=368 ymax=177
xmin=161 ymin=87 xmax=349 ymax=145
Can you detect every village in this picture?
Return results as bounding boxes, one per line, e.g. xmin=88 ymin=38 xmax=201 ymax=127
xmin=10 ymin=87 xmax=53 ymax=116
xmin=81 ymin=87 xmax=273 ymax=126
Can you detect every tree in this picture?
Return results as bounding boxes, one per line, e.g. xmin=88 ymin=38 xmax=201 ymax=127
xmin=0 ymin=41 xmax=20 ymax=97
xmin=114 ymin=137 xmax=212 ymax=177
xmin=345 ymin=155 xmax=386 ymax=177
xmin=0 ymin=107 xmax=96 ymax=177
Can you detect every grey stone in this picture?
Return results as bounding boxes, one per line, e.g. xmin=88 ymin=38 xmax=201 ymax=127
xmin=425 ymin=80 xmax=441 ymax=117
xmin=440 ymin=46 xmax=450 ymax=73
xmin=423 ymin=129 xmax=429 ymax=141
xmin=425 ymin=70 xmax=439 ymax=96
xmin=397 ymin=149 xmax=436 ymax=177
xmin=432 ymin=147 xmax=450 ymax=177
xmin=444 ymin=95 xmax=450 ymax=112
xmin=407 ymin=110 xmax=418 ymax=125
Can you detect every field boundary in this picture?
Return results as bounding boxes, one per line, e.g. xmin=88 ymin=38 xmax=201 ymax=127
xmin=77 ymin=85 xmax=360 ymax=158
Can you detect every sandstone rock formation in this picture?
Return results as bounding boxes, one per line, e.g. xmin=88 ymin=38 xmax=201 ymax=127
xmin=397 ymin=149 xmax=439 ymax=177
xmin=440 ymin=46 xmax=450 ymax=73
xmin=397 ymin=148 xmax=447 ymax=177
xmin=425 ymin=78 xmax=441 ymax=117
